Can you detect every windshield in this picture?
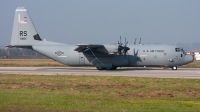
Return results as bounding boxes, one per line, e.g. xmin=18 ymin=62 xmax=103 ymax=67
xmin=175 ymin=48 xmax=186 ymax=54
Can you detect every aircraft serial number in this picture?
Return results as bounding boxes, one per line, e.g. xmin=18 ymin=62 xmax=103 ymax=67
xmin=20 ymin=37 xmax=27 ymax=40
xmin=155 ymin=50 xmax=164 ymax=52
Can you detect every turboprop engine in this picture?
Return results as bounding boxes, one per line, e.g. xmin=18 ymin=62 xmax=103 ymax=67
xmin=96 ymin=36 xmax=130 ymax=55
xmin=96 ymin=45 xmax=119 ymax=54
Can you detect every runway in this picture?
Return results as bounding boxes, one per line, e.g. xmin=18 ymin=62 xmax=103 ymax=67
xmin=0 ymin=67 xmax=200 ymax=79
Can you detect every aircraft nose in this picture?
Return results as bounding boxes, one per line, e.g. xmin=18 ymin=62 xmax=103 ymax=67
xmin=184 ymin=55 xmax=194 ymax=64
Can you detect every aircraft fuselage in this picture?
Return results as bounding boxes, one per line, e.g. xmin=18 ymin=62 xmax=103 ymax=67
xmin=32 ymin=43 xmax=194 ymax=70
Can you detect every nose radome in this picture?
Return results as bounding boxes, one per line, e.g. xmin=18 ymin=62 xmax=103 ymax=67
xmin=185 ymin=55 xmax=194 ymax=64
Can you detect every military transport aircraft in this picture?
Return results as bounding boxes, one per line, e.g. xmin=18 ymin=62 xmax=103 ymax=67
xmin=8 ymin=7 xmax=194 ymax=70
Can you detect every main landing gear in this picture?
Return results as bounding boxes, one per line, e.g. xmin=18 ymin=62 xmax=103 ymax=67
xmin=96 ymin=66 xmax=117 ymax=70
xmin=171 ymin=66 xmax=177 ymax=70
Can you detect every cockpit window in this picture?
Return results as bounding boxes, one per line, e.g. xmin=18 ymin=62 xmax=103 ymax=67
xmin=175 ymin=48 xmax=186 ymax=54
xmin=175 ymin=48 xmax=183 ymax=52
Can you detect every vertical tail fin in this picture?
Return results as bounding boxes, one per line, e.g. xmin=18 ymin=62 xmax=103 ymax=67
xmin=10 ymin=7 xmax=42 ymax=47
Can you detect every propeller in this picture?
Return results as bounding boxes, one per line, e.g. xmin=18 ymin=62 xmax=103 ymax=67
xmin=118 ymin=36 xmax=124 ymax=55
xmin=117 ymin=36 xmax=130 ymax=55
xmin=123 ymin=37 xmax=130 ymax=56
xmin=134 ymin=38 xmax=137 ymax=45
xmin=118 ymin=36 xmax=122 ymax=46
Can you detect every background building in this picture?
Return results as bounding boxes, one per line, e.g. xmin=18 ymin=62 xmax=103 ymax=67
xmin=187 ymin=50 xmax=200 ymax=60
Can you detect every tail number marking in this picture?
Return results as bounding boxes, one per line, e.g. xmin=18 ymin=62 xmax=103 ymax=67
xmin=20 ymin=31 xmax=27 ymax=36
xmin=20 ymin=31 xmax=27 ymax=40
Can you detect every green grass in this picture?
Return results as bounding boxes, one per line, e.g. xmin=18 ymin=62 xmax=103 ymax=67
xmin=0 ymin=74 xmax=200 ymax=112
xmin=181 ymin=60 xmax=200 ymax=68
xmin=0 ymin=59 xmax=65 ymax=67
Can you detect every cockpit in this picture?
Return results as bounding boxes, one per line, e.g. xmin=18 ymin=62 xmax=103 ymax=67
xmin=175 ymin=48 xmax=186 ymax=55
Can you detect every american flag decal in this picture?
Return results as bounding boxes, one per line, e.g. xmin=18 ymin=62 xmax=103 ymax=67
xmin=20 ymin=20 xmax=27 ymax=24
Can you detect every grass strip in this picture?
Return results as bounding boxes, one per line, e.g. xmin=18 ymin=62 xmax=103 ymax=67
xmin=0 ymin=74 xmax=200 ymax=112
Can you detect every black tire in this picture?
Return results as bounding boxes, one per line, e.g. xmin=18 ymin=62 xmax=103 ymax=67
xmin=96 ymin=66 xmax=117 ymax=70
xmin=96 ymin=67 xmax=106 ymax=70
xmin=107 ymin=66 xmax=117 ymax=70
xmin=171 ymin=66 xmax=177 ymax=70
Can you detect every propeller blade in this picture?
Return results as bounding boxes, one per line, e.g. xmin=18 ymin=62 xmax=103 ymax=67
xmin=125 ymin=37 xmax=126 ymax=46
xmin=118 ymin=36 xmax=124 ymax=55
xmin=123 ymin=37 xmax=130 ymax=56
xmin=134 ymin=38 xmax=137 ymax=45
xmin=120 ymin=36 xmax=122 ymax=45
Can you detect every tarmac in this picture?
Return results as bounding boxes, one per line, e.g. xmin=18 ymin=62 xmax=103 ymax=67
xmin=0 ymin=67 xmax=200 ymax=79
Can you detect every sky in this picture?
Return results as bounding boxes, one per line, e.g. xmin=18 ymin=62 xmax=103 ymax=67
xmin=0 ymin=0 xmax=200 ymax=46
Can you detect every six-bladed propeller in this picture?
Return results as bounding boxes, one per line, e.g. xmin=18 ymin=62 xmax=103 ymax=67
xmin=118 ymin=36 xmax=124 ymax=55
xmin=118 ymin=36 xmax=130 ymax=55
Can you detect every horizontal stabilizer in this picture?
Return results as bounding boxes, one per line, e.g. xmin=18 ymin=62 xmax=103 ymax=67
xmin=7 ymin=45 xmax=32 ymax=49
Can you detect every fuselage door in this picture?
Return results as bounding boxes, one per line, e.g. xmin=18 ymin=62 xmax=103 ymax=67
xmin=178 ymin=53 xmax=184 ymax=62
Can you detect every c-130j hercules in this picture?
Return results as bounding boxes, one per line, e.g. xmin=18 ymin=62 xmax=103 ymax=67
xmin=8 ymin=7 xmax=194 ymax=70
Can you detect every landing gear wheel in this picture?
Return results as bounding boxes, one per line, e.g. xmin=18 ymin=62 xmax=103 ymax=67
xmin=171 ymin=66 xmax=177 ymax=70
xmin=112 ymin=66 xmax=117 ymax=70
xmin=96 ymin=66 xmax=117 ymax=70
xmin=96 ymin=67 xmax=106 ymax=70
xmin=107 ymin=66 xmax=117 ymax=70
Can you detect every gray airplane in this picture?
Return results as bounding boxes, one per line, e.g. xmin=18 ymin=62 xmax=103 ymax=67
xmin=8 ymin=7 xmax=194 ymax=70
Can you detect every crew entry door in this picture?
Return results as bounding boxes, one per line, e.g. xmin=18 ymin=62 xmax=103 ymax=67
xmin=79 ymin=54 xmax=85 ymax=65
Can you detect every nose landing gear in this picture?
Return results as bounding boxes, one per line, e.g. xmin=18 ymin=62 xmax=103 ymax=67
xmin=171 ymin=66 xmax=177 ymax=70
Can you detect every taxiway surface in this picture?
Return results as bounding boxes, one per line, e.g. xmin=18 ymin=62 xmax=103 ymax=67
xmin=0 ymin=67 xmax=200 ymax=79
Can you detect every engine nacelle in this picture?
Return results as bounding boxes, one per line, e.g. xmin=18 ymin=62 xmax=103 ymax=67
xmin=96 ymin=45 xmax=118 ymax=54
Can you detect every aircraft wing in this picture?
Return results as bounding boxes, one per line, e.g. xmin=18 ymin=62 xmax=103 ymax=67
xmin=75 ymin=44 xmax=104 ymax=52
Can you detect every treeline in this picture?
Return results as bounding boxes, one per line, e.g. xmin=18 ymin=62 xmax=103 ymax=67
xmin=0 ymin=47 xmax=47 ymax=59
